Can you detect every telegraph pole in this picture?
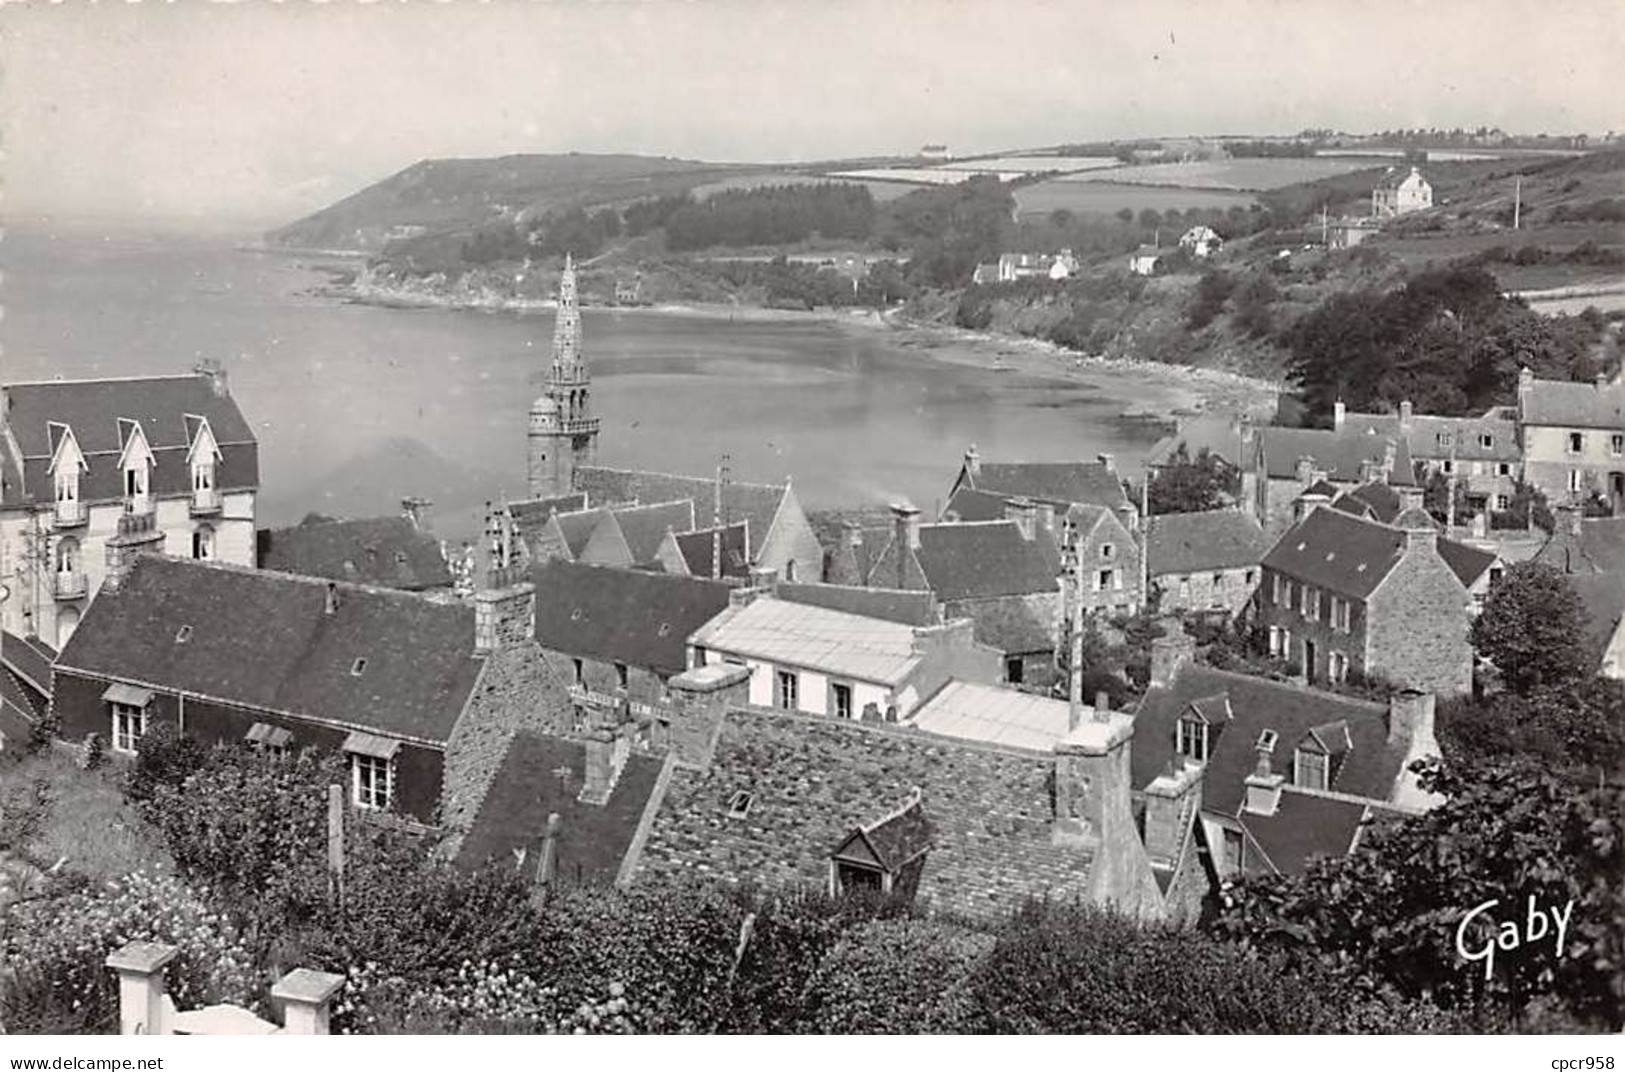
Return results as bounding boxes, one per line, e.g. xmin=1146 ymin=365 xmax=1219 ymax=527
xmin=1513 ymin=175 xmax=1522 ymax=231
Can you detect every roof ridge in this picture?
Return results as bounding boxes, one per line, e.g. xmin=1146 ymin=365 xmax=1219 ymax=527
xmin=725 ymin=703 xmax=1052 ymax=760
xmin=1166 ymin=663 xmax=1390 ymax=713
xmin=138 ymin=554 xmax=464 ymax=609
xmin=577 ymin=463 xmax=786 ymax=493
xmin=5 ymin=373 xmax=206 ymax=387
xmin=858 ymin=786 xmax=924 ymax=835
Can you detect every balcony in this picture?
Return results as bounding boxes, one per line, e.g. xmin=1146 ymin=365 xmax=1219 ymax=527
xmin=52 ymin=499 xmax=87 ymax=529
xmin=190 ymin=487 xmax=222 ymax=516
xmin=53 ymin=570 xmax=87 ymax=601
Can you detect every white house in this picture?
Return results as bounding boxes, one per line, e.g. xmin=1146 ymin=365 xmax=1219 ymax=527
xmin=1179 ymin=226 xmax=1223 ymax=259
xmin=1129 ymin=246 xmax=1163 ymax=276
xmin=1371 ymin=167 xmax=1433 ymax=218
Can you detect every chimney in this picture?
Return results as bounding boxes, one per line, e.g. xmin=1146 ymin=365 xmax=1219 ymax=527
xmin=827 ymin=522 xmax=864 ymax=587
xmin=1381 ymin=441 xmax=1396 ymax=480
xmin=1143 ymin=758 xmax=1203 ymax=865
xmin=963 ymin=443 xmax=981 ymax=480
xmin=1096 ymin=452 xmax=1116 ymax=474
xmin=1517 ymin=366 xmax=1535 ymax=416
xmin=193 ymin=359 xmax=229 ymax=398
xmin=1401 ymin=524 xmax=1437 ymax=554
xmin=474 ymin=576 xmax=536 ymax=654
xmin=1294 ymin=491 xmax=1330 ymax=523
xmin=1597 ymin=371 xmax=1610 ymax=391
xmin=578 ymin=726 xmax=628 ymax=806
xmin=1388 ymin=689 xmax=1442 ymax=809
xmin=1004 ymin=496 xmax=1037 ymax=541
xmin=1357 ymin=458 xmax=1380 ymax=484
xmin=891 ymin=502 xmax=921 ymax=589
xmin=324 ymin=582 xmax=339 ymax=615
xmin=1149 ymin=630 xmax=1195 ymax=689
xmin=1243 ymin=748 xmax=1285 ymax=816
xmin=1399 ymin=485 xmax=1425 ymax=513
xmin=401 ymin=496 xmax=434 ymax=534
xmin=1398 ymin=399 xmax=1413 ymax=429
xmin=1294 ymin=455 xmax=1316 ymax=484
xmin=663 ymin=663 xmax=751 ymax=769
xmin=1333 ymin=400 xmax=1345 ymax=430
xmin=1093 ymin=690 xmax=1110 ymax=721
xmin=1035 ymin=501 xmax=1056 ymax=540
xmin=1052 ymin=707 xmax=1141 ymax=912
xmin=103 ymin=511 xmax=165 ymax=591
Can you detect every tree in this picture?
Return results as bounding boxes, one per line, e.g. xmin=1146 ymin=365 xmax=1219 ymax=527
xmin=1147 ymin=445 xmax=1240 ymax=515
xmin=1216 ymin=759 xmax=1625 ymax=1031
xmin=1470 ymin=562 xmax=1591 ymax=695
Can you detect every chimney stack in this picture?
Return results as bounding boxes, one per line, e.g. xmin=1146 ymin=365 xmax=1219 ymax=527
xmin=1096 ymin=452 xmax=1116 ymax=474
xmin=1294 ymin=455 xmax=1316 ymax=484
xmin=579 ymin=726 xmax=628 ymax=806
xmin=1143 ymin=758 xmax=1203 ymax=865
xmin=1399 ymin=485 xmax=1425 ymax=513
xmin=1294 ymin=491 xmax=1330 ymax=524
xmin=1388 ymin=689 xmax=1442 ymax=809
xmin=103 ymin=511 xmax=165 ymax=591
xmin=1004 ymin=496 xmax=1037 ymax=541
xmin=1333 ymin=399 xmax=1346 ymax=430
xmin=891 ymin=502 xmax=921 ymax=589
xmin=193 ymin=359 xmax=229 ymax=398
xmin=474 ymin=575 xmax=536 ymax=654
xmin=1035 ymin=501 xmax=1056 ymax=540
xmin=1052 ymin=707 xmax=1140 ymax=912
xmin=662 ymin=663 xmax=751 ymax=769
xmin=1398 ymin=399 xmax=1413 ymax=429
xmin=1149 ymin=630 xmax=1195 ymax=689
xmin=1093 ymin=690 xmax=1110 ymax=722
xmin=964 ymin=444 xmax=981 ymax=479
xmin=1243 ymin=747 xmax=1285 ymax=817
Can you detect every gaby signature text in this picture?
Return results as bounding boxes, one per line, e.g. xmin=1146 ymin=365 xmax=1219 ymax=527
xmin=1455 ymin=895 xmax=1574 ymax=981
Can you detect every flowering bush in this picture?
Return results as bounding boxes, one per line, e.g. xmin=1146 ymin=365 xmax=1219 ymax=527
xmin=332 ymin=960 xmax=636 ymax=1035
xmin=1 ymin=870 xmax=261 ymax=1033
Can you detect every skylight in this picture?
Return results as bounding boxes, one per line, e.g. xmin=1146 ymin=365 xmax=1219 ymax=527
xmin=351 ymin=657 xmax=368 ymax=676
xmin=175 ymin=624 xmax=192 ymax=644
xmin=726 ymin=790 xmax=753 ymax=818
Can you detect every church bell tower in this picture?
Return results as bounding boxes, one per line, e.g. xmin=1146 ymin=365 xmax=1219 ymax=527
xmin=528 ymin=254 xmax=600 ymax=499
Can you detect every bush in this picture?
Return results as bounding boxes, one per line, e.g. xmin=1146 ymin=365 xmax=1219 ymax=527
xmin=800 ymin=918 xmax=990 ymax=1033
xmin=124 ymin=723 xmax=208 ymax=805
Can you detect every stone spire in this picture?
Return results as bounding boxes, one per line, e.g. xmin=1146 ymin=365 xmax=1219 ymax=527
xmin=527 ymin=253 xmax=600 ymax=499
xmin=550 ymin=253 xmax=584 ymax=383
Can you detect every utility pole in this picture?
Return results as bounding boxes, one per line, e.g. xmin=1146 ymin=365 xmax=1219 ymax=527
xmin=1321 ymin=202 xmax=1329 ymax=247
xmin=1513 ymin=175 xmax=1522 ymax=231
xmin=1068 ymin=535 xmax=1084 ymax=731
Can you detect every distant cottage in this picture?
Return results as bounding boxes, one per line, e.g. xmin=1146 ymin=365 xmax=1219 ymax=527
xmin=1371 ymin=166 xmax=1433 ymax=218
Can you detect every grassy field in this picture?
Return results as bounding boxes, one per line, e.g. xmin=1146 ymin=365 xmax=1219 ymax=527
xmin=950 ymin=155 xmax=1119 ymax=175
xmin=1014 ymin=180 xmax=1257 ymax=218
xmin=688 ymin=172 xmax=924 ymax=202
xmin=1069 ymin=157 xmax=1379 ymax=191
xmin=1 ymin=748 xmax=172 ymax=882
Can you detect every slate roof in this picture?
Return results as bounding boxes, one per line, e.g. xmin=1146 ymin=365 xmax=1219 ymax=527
xmin=1262 ymin=506 xmax=1411 ymax=599
xmin=1 ymin=374 xmax=258 ymax=507
xmin=1332 ymin=482 xmax=1407 ymax=524
xmin=573 ymin=466 xmax=787 ymax=563
xmin=455 ymin=730 xmax=666 ymax=886
xmin=637 ymin=707 xmax=1097 ymax=917
xmin=532 ymin=560 xmax=732 ymax=676
xmin=1570 ymin=573 xmax=1625 ymax=668
xmin=1131 ymin=663 xmax=1408 ymax=816
xmin=871 ymin=521 xmax=1062 ymax=601
xmin=257 ymin=516 xmax=452 ymax=591
xmin=672 ymin=523 xmax=751 ymax=580
xmin=1146 ymin=510 xmax=1270 ymax=576
xmin=848 ymin=796 xmax=934 ymax=871
xmin=599 ymin=500 xmax=697 ymax=565
xmin=507 ymin=492 xmax=588 ymax=549
xmin=776 ymin=582 xmax=942 ymax=627
xmin=1521 ymin=377 xmax=1625 ymax=430
xmin=1534 ymin=517 xmax=1625 ymax=575
xmin=907 ymin=680 xmax=1078 ymax=751
xmin=0 ymin=679 xmax=35 ymax=746
xmin=551 ymin=509 xmax=607 ymax=559
xmin=691 ymin=597 xmax=926 ymax=685
xmin=962 ymin=460 xmax=1129 ymax=512
xmin=1144 ymin=417 xmax=1252 ymax=471
xmin=943 ymin=486 xmax=1068 ymax=525
xmin=2 ymin=632 xmax=56 ymax=699
xmin=1255 ymin=427 xmax=1417 ymax=485
xmin=951 ymin=593 xmax=1056 ymax=655
xmin=55 ymin=557 xmax=483 ymax=744
xmin=1238 ymin=791 xmax=1373 ymax=876
xmin=1436 ymin=537 xmax=1498 ymax=589
xmin=1341 ymin=411 xmax=1520 ymax=463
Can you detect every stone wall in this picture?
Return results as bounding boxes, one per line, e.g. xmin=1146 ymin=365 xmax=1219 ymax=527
xmin=1367 ymin=544 xmax=1473 ymax=696
xmin=1153 ymin=565 xmax=1258 ymax=618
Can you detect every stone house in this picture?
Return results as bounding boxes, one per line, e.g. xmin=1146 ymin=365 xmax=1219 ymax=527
xmin=1371 ymin=166 xmax=1433 ymax=217
xmin=1131 ymin=632 xmax=1440 ymax=881
xmin=49 ymin=552 xmax=485 ymax=823
xmin=1145 ymin=509 xmax=1269 ymax=618
xmin=531 ymin=559 xmax=734 ymax=723
xmin=1516 ymin=368 xmax=1625 ymax=513
xmin=0 ymin=367 xmax=258 ymax=650
xmin=948 ymin=446 xmax=1137 ymax=529
xmin=1338 ymin=400 xmax=1523 ymax=514
xmin=1256 ymin=499 xmax=1474 ymax=696
xmin=865 ymin=501 xmax=1065 ymax=686
xmin=1178 ymin=226 xmax=1223 ymax=259
xmin=256 ymin=513 xmax=453 ymax=594
xmin=1064 ymin=503 xmax=1145 ymax=618
xmin=1246 ymin=423 xmax=1418 ymax=538
xmin=1328 ymin=218 xmax=1379 ymax=249
xmin=1328 ymin=484 xmax=1501 ymax=613
xmin=688 ymin=592 xmax=1000 ymax=721
xmin=1128 ymin=247 xmax=1163 ymax=276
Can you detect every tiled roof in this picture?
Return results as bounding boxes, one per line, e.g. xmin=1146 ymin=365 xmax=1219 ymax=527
xmin=574 ymin=466 xmax=787 ymax=563
xmin=1 ymin=375 xmax=258 ymax=507
xmin=943 ymin=486 xmax=1069 ymax=525
xmin=1238 ymin=791 xmax=1372 ymax=876
xmin=906 ymin=680 xmax=1081 ymax=752
xmin=873 ymin=521 xmax=1061 ymax=601
xmin=852 ymin=796 xmax=934 ymax=871
xmin=1255 ymin=427 xmax=1417 ymax=486
xmin=672 ymin=523 xmax=751 ymax=580
xmin=455 ymin=730 xmax=666 ymax=885
xmin=1261 ymin=506 xmax=1410 ymax=600
xmin=600 ymin=500 xmax=697 ymax=565
xmin=965 ymin=461 xmax=1129 ymax=511
xmin=1534 ymin=517 xmax=1625 ymax=575
xmin=1570 ymin=573 xmax=1625 ymax=667
xmin=2 ymin=631 xmax=56 ymax=698
xmin=1521 ymin=377 xmax=1625 ymax=430
xmin=55 ymin=557 xmax=483 ymax=744
xmin=1146 ymin=510 xmax=1270 ymax=576
xmin=637 ymin=707 xmax=1097 ymax=917
xmin=532 ymin=560 xmax=733 ymax=677
xmin=691 ymin=597 xmax=925 ymax=685
xmin=1341 ymin=411 xmax=1520 ymax=463
xmin=507 ymin=493 xmax=588 ymax=549
xmin=257 ymin=516 xmax=452 ymax=591
xmin=776 ymin=582 xmax=942 ymax=627
xmin=1131 ymin=664 xmax=1407 ymax=816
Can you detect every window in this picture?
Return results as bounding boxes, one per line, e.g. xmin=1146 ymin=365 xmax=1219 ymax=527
xmin=832 ymin=682 xmax=854 ymax=718
xmin=1112 ymin=570 xmax=1124 ymax=591
xmin=1330 ymin=596 xmax=1350 ymax=633
xmin=835 ymin=861 xmax=884 ymax=896
xmin=727 ymin=790 xmax=754 ymax=818
xmin=1096 ymin=568 xmax=1113 ymax=591
xmin=1257 ymin=729 xmax=1278 ymax=751
xmin=1100 ymin=543 xmax=1115 ymax=560
xmin=615 ymin=662 xmax=629 ymax=690
xmin=352 ymin=754 xmax=392 ymax=810
xmin=1245 ymin=569 xmax=1256 ymax=586
xmin=350 ymin=657 xmax=367 ymax=676
xmin=784 ymin=560 xmax=797 ymax=582
xmin=1295 ymin=749 xmax=1329 ymax=791
xmin=191 ymin=526 xmax=214 ymax=560
xmin=1441 ymin=460 xmax=1454 ymax=475
xmin=776 ymin=669 xmax=799 ymax=710
xmin=110 ymin=702 xmax=146 ymax=755
xmin=1177 ymin=717 xmax=1208 ymax=762
xmin=1211 ymin=571 xmax=1224 ymax=589
xmin=1269 ymin=626 xmax=1293 ymax=658
xmin=1329 ymin=651 xmax=1350 ymax=684
xmin=192 ymin=462 xmax=215 ymax=493
xmin=1489 ymin=566 xmax=1504 ymax=586
xmin=572 ymin=658 xmax=584 ymax=684
xmin=692 ymin=647 xmax=707 ymax=667
xmin=1303 ymin=587 xmax=1320 ymax=621
xmin=1568 ymin=432 xmax=1584 ymax=454
xmin=1495 ymin=494 xmax=1510 ymax=511
xmin=1569 ymin=469 xmax=1584 ymax=493
xmin=1271 ymin=574 xmax=1284 ymax=606
xmin=55 ymin=537 xmax=80 ymax=575
xmin=1222 ymin=827 xmax=1245 ymax=872
xmin=1612 ymin=434 xmax=1623 ymax=457
xmin=1498 ymin=462 xmax=1512 ymax=477
xmin=1004 ymin=656 xmax=1024 ymax=685
xmin=1479 ymin=433 xmax=1493 ymax=449
xmin=1179 ymin=576 xmax=1191 ymax=603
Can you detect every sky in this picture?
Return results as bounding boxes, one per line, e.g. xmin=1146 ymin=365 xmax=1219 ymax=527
xmin=3 ymin=0 xmax=1623 ymax=230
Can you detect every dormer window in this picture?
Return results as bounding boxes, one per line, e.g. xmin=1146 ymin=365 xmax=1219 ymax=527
xmin=1177 ymin=716 xmax=1209 ymax=762
xmin=1294 ymin=749 xmax=1330 ymax=791
xmin=124 ymin=463 xmax=148 ymax=501
xmin=344 ymin=732 xmax=400 ymax=811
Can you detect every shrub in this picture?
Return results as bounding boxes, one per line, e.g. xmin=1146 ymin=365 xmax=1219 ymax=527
xmin=799 ymin=918 xmax=990 ymax=1033
xmin=124 ymin=723 xmax=208 ymax=805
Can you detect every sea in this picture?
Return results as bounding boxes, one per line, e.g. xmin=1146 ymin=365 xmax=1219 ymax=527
xmin=1 ymin=223 xmax=1183 ymax=543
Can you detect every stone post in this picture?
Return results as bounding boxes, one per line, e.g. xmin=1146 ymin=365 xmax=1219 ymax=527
xmin=105 ymin=940 xmax=177 ymax=1035
xmin=272 ymin=968 xmax=346 ymax=1035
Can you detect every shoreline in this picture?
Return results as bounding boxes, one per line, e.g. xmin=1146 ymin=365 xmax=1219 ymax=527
xmin=317 ymin=278 xmax=1282 ymax=421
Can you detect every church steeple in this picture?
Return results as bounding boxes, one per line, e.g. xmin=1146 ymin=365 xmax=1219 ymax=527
xmin=528 ymin=254 xmax=600 ymax=499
